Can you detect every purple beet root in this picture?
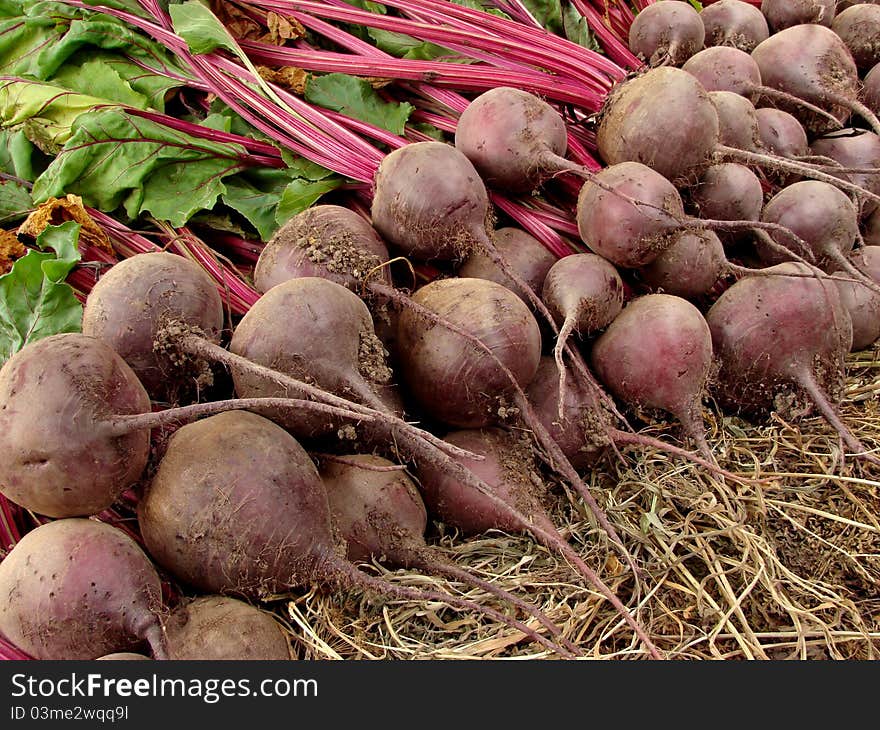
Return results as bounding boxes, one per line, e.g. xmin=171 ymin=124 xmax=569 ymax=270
xmin=454 ymin=86 xmax=569 ymax=194
xmin=700 ymin=1 xmax=769 ymax=52
xmin=629 ymin=1 xmax=705 ymax=66
xmin=755 ymin=107 xmax=809 ymax=158
xmin=138 ymin=410 xmax=337 ymax=597
xmin=590 ymin=293 xmax=715 ymax=458
xmin=576 ymin=161 xmax=685 ymax=268
xmin=751 ymin=24 xmax=873 ymax=135
xmin=867 ymin=206 xmax=880 ymax=246
xmin=229 ymin=276 xmax=402 ymax=440
xmin=597 ymin=67 xmax=720 ymax=181
xmin=525 ymin=357 xmax=611 ymax=470
xmin=758 ymin=180 xmax=859 ymax=270
xmin=254 ymin=204 xmax=391 ymax=293
xmin=866 ymin=64 xmax=880 ymax=116
xmin=320 ymin=453 xmax=579 ymax=656
xmin=682 ymin=46 xmax=762 ymax=96
xmin=760 ymin=0 xmax=836 ymax=32
xmin=541 ymin=253 xmax=625 ymax=335
xmin=458 ymin=227 xmax=557 ymax=305
xmin=371 ymin=141 xmax=490 ymax=263
xmin=832 ymin=246 xmax=880 ymax=351
xmin=542 ymin=253 xmax=624 ymax=392
xmin=394 ymin=277 xmax=542 ymax=428
xmin=0 ymin=518 xmax=167 ymax=660
xmin=638 ymin=229 xmax=728 ymax=300
xmin=415 ymin=427 xmax=555 ymax=537
xmin=81 ymin=251 xmax=223 ymax=401
xmin=164 ymin=595 xmax=292 ymax=660
xmin=690 ymin=163 xmax=765 ymax=226
xmin=705 ymin=261 xmax=875 ymax=461
xmin=832 ymin=4 xmax=880 ymax=71
xmin=322 ymin=454 xmax=429 ymax=565
xmin=810 ymin=130 xmax=880 ymax=219
xmin=709 ymin=90 xmax=763 ymax=151
xmin=0 ymin=333 xmax=151 ymax=518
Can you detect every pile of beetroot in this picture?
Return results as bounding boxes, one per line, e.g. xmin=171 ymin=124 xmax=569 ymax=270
xmin=1 ymin=0 xmax=879 ymax=661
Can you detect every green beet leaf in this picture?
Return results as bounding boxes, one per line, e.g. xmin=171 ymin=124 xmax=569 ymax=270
xmin=0 ymin=181 xmax=32 ymax=225
xmin=0 ymin=221 xmax=83 ymax=365
xmin=0 ymin=79 xmax=110 ymax=152
xmin=304 ymin=73 xmax=413 ymax=135
xmin=31 ymin=109 xmax=251 ymax=227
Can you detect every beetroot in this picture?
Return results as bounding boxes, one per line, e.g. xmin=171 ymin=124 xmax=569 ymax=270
xmin=164 ymin=596 xmax=292 ymax=660
xmin=831 ymin=4 xmax=880 ymax=70
xmin=541 ymin=254 xmax=624 ymax=402
xmin=597 ymin=66 xmax=878 ymax=197
xmin=322 ymin=455 xmax=429 ymax=564
xmin=458 ymin=227 xmax=557 ymax=305
xmin=682 ymin=46 xmax=845 ymax=127
xmin=136 ymin=408 xmax=404 ymax=595
xmin=395 ymin=277 xmax=541 ymax=428
xmin=758 ymin=180 xmax=859 ymax=270
xmin=690 ymin=163 xmax=765 ymax=225
xmin=866 ymin=63 xmax=880 ymax=115
xmin=0 ymin=518 xmax=166 ymax=659
xmin=0 ymin=334 xmax=151 ymax=518
xmin=755 ymin=107 xmax=809 ymax=158
xmin=810 ymin=130 xmax=880 ymax=219
xmin=525 ymin=357 xmax=610 ymax=470
xmin=683 ymin=46 xmax=762 ymax=96
xmin=541 ymin=253 xmax=624 ymax=338
xmin=832 ymin=246 xmax=880 ymax=350
xmin=700 ymin=0 xmax=769 ymax=52
xmin=751 ymin=24 xmax=879 ymax=135
xmin=80 ymin=255 xmax=631 ymax=612
xmin=710 ymin=90 xmax=762 ymax=151
xmin=416 ymin=428 xmax=555 ymax=537
xmin=597 ymin=67 xmax=719 ymax=181
xmin=761 ymin=0 xmax=837 ymax=31
xmin=705 ymin=261 xmax=876 ymax=460
xmin=247 ymin=203 xmax=396 ymax=360
xmin=230 ymin=276 xmax=401 ymax=438
xmin=590 ymin=294 xmax=715 ymax=458
xmin=0 ymin=331 xmax=383 ymax=518
xmin=81 ymin=251 xmax=223 ymax=401
xmin=638 ymin=230 xmax=729 ymax=300
xmin=369 ymin=140 xmax=576 ymax=361
xmin=453 ymin=86 xmax=570 ymax=193
xmin=385 ymin=263 xmax=659 ymax=593
xmin=837 ymin=0 xmax=880 ymax=10
xmin=78 ymin=252 xmax=400 ymax=431
xmin=576 ymin=160 xmax=781 ymax=271
xmin=867 ymin=206 xmax=880 ymax=246
xmin=412 ymin=427 xmax=662 ymax=658
xmin=576 ymin=161 xmax=685 ymax=267
xmin=628 ymin=1 xmax=705 ymax=65
xmin=254 ymin=204 xmax=390 ymax=293
xmin=371 ymin=141 xmax=489 ymax=263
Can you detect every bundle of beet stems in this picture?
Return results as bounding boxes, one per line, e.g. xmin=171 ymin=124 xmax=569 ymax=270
xmin=1 ymin=0 xmax=878 ymax=660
